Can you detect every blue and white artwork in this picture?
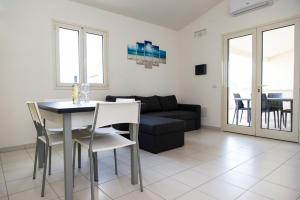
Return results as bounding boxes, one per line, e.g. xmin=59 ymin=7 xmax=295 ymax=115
xmin=136 ymin=42 xmax=145 ymax=65
xmin=144 ymin=41 xmax=153 ymax=68
xmin=152 ymin=45 xmax=160 ymax=66
xmin=159 ymin=50 xmax=166 ymax=64
xmin=127 ymin=40 xmax=167 ymax=69
xmin=127 ymin=44 xmax=137 ymax=60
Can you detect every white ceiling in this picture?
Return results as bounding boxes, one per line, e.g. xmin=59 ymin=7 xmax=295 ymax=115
xmin=70 ymin=0 xmax=222 ymax=30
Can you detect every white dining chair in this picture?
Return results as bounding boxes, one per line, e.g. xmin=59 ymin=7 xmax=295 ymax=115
xmin=74 ymin=101 xmax=143 ymax=200
xmin=26 ymin=101 xmax=89 ymax=197
xmin=27 ymin=101 xmax=63 ymax=197
xmin=90 ymin=98 xmax=135 ymax=176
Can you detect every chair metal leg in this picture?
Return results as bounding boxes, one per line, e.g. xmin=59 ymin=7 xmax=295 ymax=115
xmin=285 ymin=112 xmax=288 ymax=128
xmin=232 ymin=109 xmax=237 ymax=124
xmin=247 ymin=110 xmax=251 ymax=127
xmin=267 ymin=111 xmax=270 ymax=129
xmin=136 ymin=144 xmax=143 ymax=192
xmin=77 ymin=143 xmax=81 ymax=169
xmin=41 ymin=144 xmax=49 ymax=197
xmin=273 ymin=111 xmax=276 ymax=128
xmin=93 ymin=153 xmax=98 ymax=182
xmin=279 ymin=112 xmax=284 ymax=130
xmin=33 ymin=138 xmax=39 ymax=180
xmin=89 ymin=149 xmax=95 ymax=200
xmin=277 ymin=111 xmax=280 ymax=128
xmin=48 ymin=146 xmax=52 ymax=176
xmin=113 ymin=149 xmax=118 ymax=175
xmin=240 ymin=110 xmax=243 ymax=123
xmin=236 ymin=110 xmax=239 ymax=125
xmin=264 ymin=112 xmax=267 ymax=124
xmin=73 ymin=142 xmax=77 ymax=187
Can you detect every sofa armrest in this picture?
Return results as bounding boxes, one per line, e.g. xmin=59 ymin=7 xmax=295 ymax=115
xmin=178 ymin=104 xmax=201 ymax=129
xmin=178 ymin=104 xmax=201 ymax=112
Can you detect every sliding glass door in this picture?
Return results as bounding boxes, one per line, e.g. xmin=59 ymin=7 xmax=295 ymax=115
xmin=223 ymin=30 xmax=256 ymax=135
xmin=223 ymin=18 xmax=300 ymax=142
xmin=256 ymin=19 xmax=300 ymax=142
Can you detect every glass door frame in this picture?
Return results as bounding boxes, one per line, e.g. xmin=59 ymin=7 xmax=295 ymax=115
xmin=255 ymin=18 xmax=300 ymax=142
xmin=222 ymin=29 xmax=257 ymax=136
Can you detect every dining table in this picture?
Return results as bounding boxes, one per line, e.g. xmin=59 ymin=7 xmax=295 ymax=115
xmin=38 ymin=101 xmax=139 ymax=200
xmin=234 ymin=97 xmax=293 ymax=129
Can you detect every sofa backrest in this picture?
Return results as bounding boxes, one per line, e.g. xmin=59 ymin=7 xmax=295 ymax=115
xmin=106 ymin=95 xmax=179 ymax=113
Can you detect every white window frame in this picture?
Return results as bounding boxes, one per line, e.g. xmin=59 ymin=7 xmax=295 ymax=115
xmin=54 ymin=21 xmax=109 ymax=89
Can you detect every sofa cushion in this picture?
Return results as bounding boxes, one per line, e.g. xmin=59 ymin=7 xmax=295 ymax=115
xmin=135 ymin=96 xmax=162 ymax=113
xmin=140 ymin=115 xmax=184 ymax=136
xmin=106 ymin=95 xmax=135 ymax=102
xmin=144 ymin=110 xmax=198 ymax=120
xmin=159 ymin=95 xmax=178 ymax=111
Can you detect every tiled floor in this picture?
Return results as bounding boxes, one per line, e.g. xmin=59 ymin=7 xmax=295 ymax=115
xmin=1 ymin=128 xmax=300 ymax=200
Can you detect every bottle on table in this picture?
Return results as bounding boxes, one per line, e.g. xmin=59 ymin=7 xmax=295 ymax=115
xmin=72 ymin=76 xmax=79 ymax=104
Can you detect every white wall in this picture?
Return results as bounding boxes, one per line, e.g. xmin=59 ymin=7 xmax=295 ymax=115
xmin=177 ymin=0 xmax=300 ymax=127
xmin=0 ymin=0 xmax=180 ymax=148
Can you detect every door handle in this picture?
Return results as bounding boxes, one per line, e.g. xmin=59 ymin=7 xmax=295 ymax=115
xmin=258 ymin=88 xmax=261 ymax=93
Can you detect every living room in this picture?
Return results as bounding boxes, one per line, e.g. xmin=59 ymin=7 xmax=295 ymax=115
xmin=1 ymin=0 xmax=300 ymax=199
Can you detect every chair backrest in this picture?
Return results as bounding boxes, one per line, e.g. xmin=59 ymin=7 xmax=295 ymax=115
xmin=116 ymin=98 xmax=136 ymax=103
xmin=93 ymin=101 xmax=140 ymax=129
xmin=26 ymin=101 xmax=43 ymax=126
xmin=89 ymin=101 xmax=141 ymax=147
xmin=26 ymin=101 xmax=47 ymax=139
xmin=261 ymin=93 xmax=268 ymax=110
xmin=267 ymin=93 xmax=283 ymax=109
xmin=233 ymin=93 xmax=244 ymax=109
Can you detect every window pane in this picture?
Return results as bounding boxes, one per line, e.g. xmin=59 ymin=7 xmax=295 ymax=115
xmin=86 ymin=33 xmax=104 ymax=84
xmin=59 ymin=28 xmax=80 ymax=83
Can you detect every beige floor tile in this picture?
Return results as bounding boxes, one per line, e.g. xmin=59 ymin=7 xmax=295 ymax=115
xmin=72 ymin=187 xmax=111 ymax=200
xmin=237 ymin=191 xmax=272 ymax=200
xmin=172 ymin=169 xmax=212 ymax=188
xmin=192 ymin=163 xmax=229 ymax=178
xmin=50 ymin=175 xmax=90 ymax=197
xmin=150 ymin=161 xmax=189 ymax=176
xmin=1 ymin=153 xmax=31 ymax=165
xmin=264 ymin=166 xmax=300 ymax=191
xmin=250 ymin=181 xmax=300 ymax=200
xmin=2 ymin=129 xmax=300 ymax=200
xmin=6 ymin=176 xmax=43 ymax=195
xmin=4 ymin=167 xmax=36 ymax=182
xmin=99 ymin=175 xmax=140 ymax=199
xmin=216 ymin=171 xmax=260 ymax=189
xmin=232 ymin=163 xmax=273 ymax=179
xmin=175 ymin=189 xmax=216 ymax=200
xmin=141 ymin=168 xmax=167 ymax=186
xmin=9 ymin=185 xmax=58 ymax=200
xmin=198 ymin=180 xmax=245 ymax=200
xmin=187 ymin=152 xmax=220 ymax=162
xmin=115 ymin=188 xmax=163 ymax=200
xmin=0 ymin=183 xmax=7 ymax=198
xmin=2 ymin=159 xmax=33 ymax=171
xmin=146 ymin=178 xmax=192 ymax=200
xmin=0 ymin=172 xmax=4 ymax=184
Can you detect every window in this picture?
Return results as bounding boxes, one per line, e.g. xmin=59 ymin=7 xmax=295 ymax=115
xmin=55 ymin=22 xmax=108 ymax=88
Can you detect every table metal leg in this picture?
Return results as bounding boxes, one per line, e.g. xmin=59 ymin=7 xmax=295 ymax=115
xmin=63 ymin=113 xmax=73 ymax=200
xmin=129 ymin=124 xmax=138 ymax=185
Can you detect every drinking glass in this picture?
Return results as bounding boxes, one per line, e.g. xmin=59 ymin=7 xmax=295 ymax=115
xmin=80 ymin=83 xmax=90 ymax=102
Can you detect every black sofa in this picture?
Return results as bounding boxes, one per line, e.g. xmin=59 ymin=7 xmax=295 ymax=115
xmin=106 ymin=95 xmax=201 ymax=153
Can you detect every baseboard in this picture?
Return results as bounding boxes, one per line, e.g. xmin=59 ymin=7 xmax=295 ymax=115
xmin=0 ymin=143 xmax=35 ymax=153
xmin=202 ymin=125 xmax=222 ymax=131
